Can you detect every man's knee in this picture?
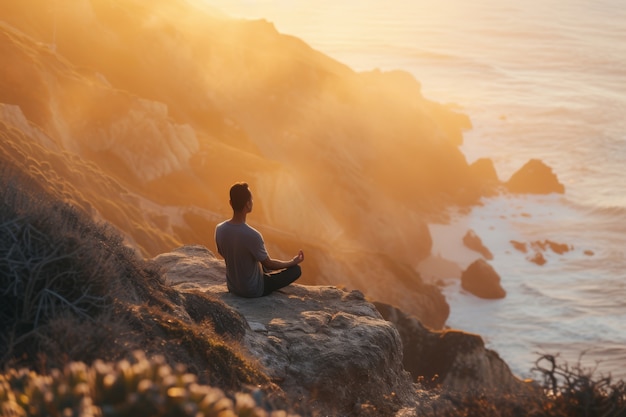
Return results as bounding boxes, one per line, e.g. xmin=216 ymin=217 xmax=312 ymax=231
xmin=291 ymin=264 xmax=302 ymax=278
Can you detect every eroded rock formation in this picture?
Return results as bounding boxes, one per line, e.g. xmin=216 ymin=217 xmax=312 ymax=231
xmin=510 ymin=239 xmax=573 ymax=266
xmin=463 ymin=229 xmax=494 ymax=260
xmin=374 ymin=302 xmax=536 ymax=397
xmin=461 ymin=259 xmax=506 ymax=299
xmin=506 ymin=159 xmax=565 ymax=194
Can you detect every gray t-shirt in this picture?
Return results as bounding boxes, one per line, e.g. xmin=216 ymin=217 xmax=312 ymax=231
xmin=215 ymin=221 xmax=268 ymax=297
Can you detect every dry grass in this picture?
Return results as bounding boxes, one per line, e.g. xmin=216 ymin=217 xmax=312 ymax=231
xmin=0 ymin=163 xmax=285 ymax=409
xmin=0 ymin=162 xmax=170 ymax=364
xmin=417 ymin=354 xmax=626 ymax=417
xmin=531 ymin=353 xmax=626 ymax=417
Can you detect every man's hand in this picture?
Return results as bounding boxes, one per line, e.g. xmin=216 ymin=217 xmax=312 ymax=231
xmin=262 ymin=250 xmax=304 ymax=271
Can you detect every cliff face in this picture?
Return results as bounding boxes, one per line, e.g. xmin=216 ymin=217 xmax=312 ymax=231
xmin=374 ymin=302 xmax=535 ymax=396
xmin=154 ymin=245 xmax=537 ymax=416
xmin=0 ymin=0 xmax=481 ymax=324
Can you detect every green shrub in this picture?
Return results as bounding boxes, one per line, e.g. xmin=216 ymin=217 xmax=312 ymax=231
xmin=0 ymin=351 xmax=295 ymax=417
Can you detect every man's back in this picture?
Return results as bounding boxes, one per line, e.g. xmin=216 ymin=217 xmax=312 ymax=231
xmin=215 ymin=221 xmax=268 ymax=297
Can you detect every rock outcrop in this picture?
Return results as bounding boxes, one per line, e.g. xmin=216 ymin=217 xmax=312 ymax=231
xmin=461 ymin=259 xmax=506 ymax=299
xmin=374 ymin=302 xmax=537 ymax=397
xmin=153 ymin=245 xmax=539 ymax=415
xmin=469 ymin=158 xmax=499 ymax=183
xmin=154 ymin=245 xmax=416 ymax=415
xmin=528 ymin=251 xmax=547 ymax=266
xmin=469 ymin=157 xmax=500 ymax=196
xmin=505 ymin=159 xmax=565 ymax=194
xmin=510 ymin=239 xmax=573 ymax=266
xmin=462 ymin=229 xmax=494 ymax=260
xmin=510 ymin=240 xmax=528 ymax=253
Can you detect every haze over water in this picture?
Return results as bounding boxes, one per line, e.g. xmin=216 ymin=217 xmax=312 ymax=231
xmin=204 ymin=0 xmax=626 ymax=379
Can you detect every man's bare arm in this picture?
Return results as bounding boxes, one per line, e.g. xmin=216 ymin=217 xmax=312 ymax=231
xmin=261 ymin=250 xmax=304 ymax=271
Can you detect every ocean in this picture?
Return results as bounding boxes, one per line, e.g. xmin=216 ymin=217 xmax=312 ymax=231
xmin=203 ymin=0 xmax=626 ymax=380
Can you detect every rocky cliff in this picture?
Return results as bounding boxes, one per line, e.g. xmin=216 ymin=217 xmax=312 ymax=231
xmin=153 ymin=245 xmax=538 ymax=415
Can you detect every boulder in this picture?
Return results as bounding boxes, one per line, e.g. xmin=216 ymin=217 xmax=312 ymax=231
xmin=461 ymin=259 xmax=506 ymax=299
xmin=505 ymin=159 xmax=565 ymax=194
xmin=509 ymin=239 xmax=572 ymax=265
xmin=510 ymin=240 xmax=528 ymax=253
xmin=545 ymin=240 xmax=571 ymax=254
xmin=462 ymin=229 xmax=494 ymax=260
xmin=528 ymin=251 xmax=547 ymax=266
xmin=532 ymin=239 xmax=572 ymax=255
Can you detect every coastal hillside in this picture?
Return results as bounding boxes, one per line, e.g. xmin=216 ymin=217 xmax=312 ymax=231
xmin=0 ymin=160 xmax=621 ymax=416
xmin=3 ymin=1 xmax=624 ymax=415
xmin=0 ymin=0 xmax=489 ymax=324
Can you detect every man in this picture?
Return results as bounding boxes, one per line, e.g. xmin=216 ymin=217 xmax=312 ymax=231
xmin=215 ymin=182 xmax=304 ymax=297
